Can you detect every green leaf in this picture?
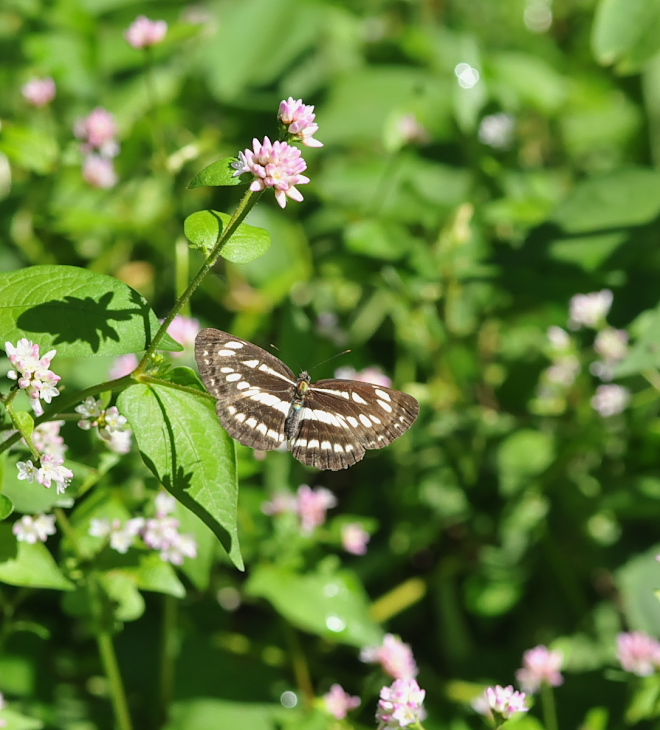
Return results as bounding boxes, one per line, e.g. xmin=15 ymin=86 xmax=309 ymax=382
xmin=117 ymin=383 xmax=243 ymax=570
xmin=0 ymin=524 xmax=73 ymax=590
xmin=496 ymin=430 xmax=555 ymax=496
xmin=183 ymin=210 xmax=271 ymax=264
xmin=0 ymin=123 xmax=59 ymax=174
xmin=615 ymin=304 xmax=660 ymax=376
xmin=344 ymin=219 xmax=412 ymax=261
xmin=188 ymin=158 xmax=243 ymax=188
xmin=0 ymin=266 xmax=181 ymax=357
xmin=245 ymin=561 xmax=382 ymax=647
xmin=550 ymin=168 xmax=660 ymax=233
xmin=592 ymin=0 xmax=660 ymax=72
xmin=0 ymin=495 xmax=13 ymax=520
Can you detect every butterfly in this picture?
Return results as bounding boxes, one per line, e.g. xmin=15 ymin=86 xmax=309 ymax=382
xmin=194 ymin=328 xmax=419 ymax=470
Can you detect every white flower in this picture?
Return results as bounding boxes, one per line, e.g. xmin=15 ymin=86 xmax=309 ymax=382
xmin=591 ymin=384 xmax=630 ymax=417
xmin=13 ymin=514 xmax=57 ymax=543
xmin=569 ymin=290 xmax=613 ymax=329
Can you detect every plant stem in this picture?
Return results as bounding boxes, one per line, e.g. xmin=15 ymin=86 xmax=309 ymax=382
xmin=133 ymin=187 xmax=262 ymax=376
xmin=0 ymin=374 xmax=135 ymax=455
xmin=541 ymin=683 xmax=558 ymax=730
xmin=96 ymin=628 xmax=134 ymax=730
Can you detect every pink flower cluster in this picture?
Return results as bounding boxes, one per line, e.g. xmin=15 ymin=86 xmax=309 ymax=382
xmin=21 ymin=77 xmax=56 ymax=107
xmin=341 ymin=522 xmax=370 ymax=555
xmin=335 ymin=365 xmax=392 ymax=389
xmin=617 ymin=631 xmax=660 ymax=676
xmin=322 ymin=684 xmax=361 ymax=720
xmin=17 ymin=454 xmax=73 ymax=494
xmin=75 ymin=397 xmax=132 ymax=453
xmin=6 ymin=339 xmax=61 ymax=416
xmin=75 ymin=107 xmax=120 ymax=189
xmin=473 ymin=685 xmax=528 ymax=722
xmin=89 ymin=492 xmax=197 ymax=565
xmin=167 ymin=315 xmax=200 ymax=357
xmin=124 ymin=15 xmax=167 ymax=48
xmin=516 ymin=644 xmax=564 ymax=693
xmin=361 ymin=634 xmax=418 ymax=680
xmin=262 ymin=484 xmax=338 ymax=535
xmin=13 ymin=513 xmax=57 ymax=544
xmin=375 ymin=678 xmax=426 ymax=730
xmin=278 ymin=97 xmax=323 ymax=148
xmin=232 ymin=137 xmax=310 ymax=209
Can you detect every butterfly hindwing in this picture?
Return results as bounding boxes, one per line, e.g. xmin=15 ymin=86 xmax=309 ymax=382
xmin=289 ymin=380 xmax=419 ymax=470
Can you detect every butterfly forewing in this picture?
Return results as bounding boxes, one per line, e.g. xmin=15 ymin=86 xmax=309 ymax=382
xmin=195 ymin=329 xmax=296 ymax=451
xmin=195 ymin=328 xmax=420 ymax=470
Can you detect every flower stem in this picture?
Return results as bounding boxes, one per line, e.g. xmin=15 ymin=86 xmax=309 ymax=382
xmin=85 ymin=563 xmax=133 ymax=730
xmin=133 ymin=187 xmax=262 ymax=376
xmin=540 ymin=683 xmax=558 ymax=730
xmin=0 ymin=375 xmax=135 ymax=455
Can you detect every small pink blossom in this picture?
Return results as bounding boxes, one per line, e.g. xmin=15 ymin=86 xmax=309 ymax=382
xmin=75 ymin=108 xmax=119 ymax=157
xmin=591 ymin=383 xmax=630 ymax=417
xmin=5 ymin=339 xmax=61 ymax=416
xmin=13 ymin=514 xmax=56 ymax=544
xmin=109 ymin=353 xmax=139 ymax=379
xmin=167 ymin=315 xmax=200 ymax=356
xmin=516 ymin=645 xmax=563 ymax=694
xmin=155 ymin=491 xmax=177 ymax=516
xmin=278 ymin=97 xmax=323 ymax=148
xmin=376 ymin=678 xmax=426 ymax=730
xmin=360 ymin=634 xmax=418 ymax=680
xmin=568 ymin=289 xmax=613 ymax=329
xmin=478 ymin=112 xmax=515 ymax=149
xmin=75 ymin=397 xmax=131 ymax=451
xmin=231 ymin=136 xmax=310 ymax=208
xmin=341 ymin=523 xmax=370 ymax=555
xmin=159 ymin=532 xmax=197 ymax=565
xmin=37 ymin=454 xmax=74 ymax=493
xmin=261 ymin=491 xmax=297 ymax=516
xmin=296 ymin=484 xmax=337 ymax=534
xmin=323 ymin=683 xmax=361 ymax=720
xmin=83 ymin=155 xmax=118 ymax=189
xmin=31 ymin=420 xmax=67 ymax=458
xmin=21 ymin=77 xmax=56 ymax=107
xmin=124 ymin=15 xmax=168 ymax=48
xmin=474 ymin=685 xmax=528 ymax=722
xmin=17 ymin=457 xmax=72 ymax=494
xmin=617 ymin=631 xmax=660 ymax=676
xmin=335 ymin=365 xmax=392 ymax=388
xmin=89 ymin=517 xmax=145 ymax=553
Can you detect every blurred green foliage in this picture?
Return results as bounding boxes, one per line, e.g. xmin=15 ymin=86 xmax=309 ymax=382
xmin=2 ymin=0 xmax=660 ymax=728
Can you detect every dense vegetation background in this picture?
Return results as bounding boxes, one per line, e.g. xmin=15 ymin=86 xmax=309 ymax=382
xmin=2 ymin=0 xmax=660 ymax=728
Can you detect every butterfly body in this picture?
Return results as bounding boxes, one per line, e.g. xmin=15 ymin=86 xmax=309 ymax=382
xmin=195 ymin=328 xmax=419 ymax=470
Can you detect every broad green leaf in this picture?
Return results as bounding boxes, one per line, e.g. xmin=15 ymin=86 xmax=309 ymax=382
xmin=617 ymin=546 xmax=660 ymax=636
xmin=344 ymin=219 xmax=412 ymax=261
xmin=103 ymin=572 xmax=146 ymax=621
xmin=0 ymin=495 xmax=12 ymax=520
xmin=615 ymin=304 xmax=660 ymax=376
xmin=0 ymin=266 xmax=181 ymax=357
xmin=496 ymin=430 xmax=554 ymax=496
xmin=184 ymin=210 xmax=271 ymax=264
xmin=166 ymin=699 xmax=282 ymax=730
xmin=0 ymin=708 xmax=45 ymax=730
xmin=592 ymin=0 xmax=660 ymax=72
xmin=0 ymin=524 xmax=73 ymax=590
xmin=188 ymin=158 xmax=242 ymax=188
xmin=550 ymin=168 xmax=660 ymax=233
xmin=0 ymin=123 xmax=59 ymax=174
xmin=246 ymin=562 xmax=382 ymax=647
xmin=117 ymin=382 xmax=243 ymax=570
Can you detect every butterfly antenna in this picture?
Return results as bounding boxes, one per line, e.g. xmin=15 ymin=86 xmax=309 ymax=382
xmin=270 ymin=342 xmax=304 ymax=374
xmin=310 ymin=349 xmax=352 ymax=375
